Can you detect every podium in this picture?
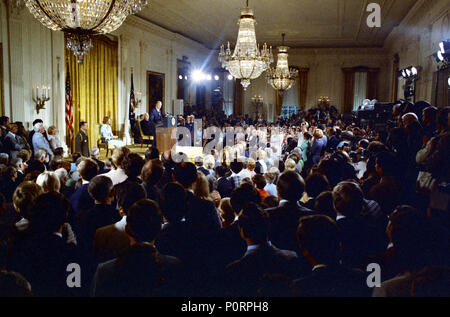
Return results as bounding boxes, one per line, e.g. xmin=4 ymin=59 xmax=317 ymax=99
xmin=155 ymin=127 xmax=177 ymax=153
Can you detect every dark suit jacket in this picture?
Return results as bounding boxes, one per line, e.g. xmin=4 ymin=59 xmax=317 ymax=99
xmin=185 ymin=191 xmax=221 ymax=236
xmin=73 ymin=203 xmax=120 ymax=254
xmin=8 ymin=232 xmax=81 ymax=297
xmin=149 ymin=108 xmax=163 ymax=125
xmin=140 ymin=119 xmax=155 ymax=136
xmin=266 ymin=201 xmax=314 ymax=255
xmin=75 ymin=130 xmax=89 ymax=157
xmin=225 ymin=243 xmax=304 ymax=296
xmin=69 ymin=184 xmax=94 ymax=218
xmin=92 ymin=243 xmax=184 ymax=297
xmin=4 ymin=133 xmax=25 ymax=159
xmin=93 ymin=158 xmax=105 ymax=173
xmin=197 ymin=166 xmax=210 ymax=176
xmin=291 ymin=264 xmax=370 ymax=297
xmin=336 ymin=217 xmax=372 ymax=269
xmin=217 ymin=177 xmax=233 ymax=198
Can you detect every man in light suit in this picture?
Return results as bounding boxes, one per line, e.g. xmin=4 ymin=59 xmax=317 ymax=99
xmin=149 ymin=101 xmax=163 ymax=126
xmin=4 ymin=123 xmax=26 ymax=160
xmin=32 ymin=122 xmax=53 ymax=161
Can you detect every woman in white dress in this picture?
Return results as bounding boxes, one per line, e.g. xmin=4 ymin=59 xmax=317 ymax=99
xmin=101 ymin=116 xmax=125 ymax=149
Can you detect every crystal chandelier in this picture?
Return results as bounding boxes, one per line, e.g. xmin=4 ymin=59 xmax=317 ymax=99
xmin=266 ymin=34 xmax=298 ymax=94
xmin=219 ymin=0 xmax=273 ymax=90
xmin=25 ymin=0 xmax=149 ymax=63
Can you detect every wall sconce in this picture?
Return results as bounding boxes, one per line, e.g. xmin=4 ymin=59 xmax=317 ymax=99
xmin=32 ymin=85 xmax=50 ymax=114
xmin=318 ymin=96 xmax=331 ymax=103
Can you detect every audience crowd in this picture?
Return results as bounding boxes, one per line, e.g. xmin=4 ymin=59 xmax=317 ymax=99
xmin=0 ymin=101 xmax=449 ymax=297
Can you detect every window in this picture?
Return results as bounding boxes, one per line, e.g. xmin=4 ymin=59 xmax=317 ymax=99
xmin=353 ymin=72 xmax=368 ymax=111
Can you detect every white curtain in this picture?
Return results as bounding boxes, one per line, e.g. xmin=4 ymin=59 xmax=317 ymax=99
xmin=353 ymin=72 xmax=367 ymax=111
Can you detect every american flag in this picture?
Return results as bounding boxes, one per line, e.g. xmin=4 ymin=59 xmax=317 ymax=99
xmin=129 ymin=70 xmax=136 ymax=122
xmin=65 ymin=67 xmax=74 ymax=144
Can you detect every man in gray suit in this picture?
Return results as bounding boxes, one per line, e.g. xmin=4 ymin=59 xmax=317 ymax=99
xmin=4 ymin=123 xmax=26 ymax=160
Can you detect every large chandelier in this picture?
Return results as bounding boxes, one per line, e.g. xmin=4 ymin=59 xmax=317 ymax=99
xmin=219 ymin=0 xmax=273 ymax=90
xmin=266 ymin=34 xmax=298 ymax=93
xmin=25 ymin=0 xmax=149 ymax=63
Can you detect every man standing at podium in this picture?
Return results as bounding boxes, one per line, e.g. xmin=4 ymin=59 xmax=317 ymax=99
xmin=150 ymin=101 xmax=163 ymax=126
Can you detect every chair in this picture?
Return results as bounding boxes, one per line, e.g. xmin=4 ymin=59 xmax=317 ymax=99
xmin=138 ymin=120 xmax=154 ymax=148
xmin=95 ymin=123 xmax=113 ymax=157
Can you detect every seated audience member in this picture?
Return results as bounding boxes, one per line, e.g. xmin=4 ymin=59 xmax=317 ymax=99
xmin=218 ymin=197 xmax=235 ymax=228
xmin=217 ymin=183 xmax=262 ymax=269
xmin=36 ymin=171 xmax=60 ymax=193
xmin=93 ymin=182 xmax=147 ymax=263
xmin=300 ymin=173 xmax=330 ymax=210
xmin=74 ymin=175 xmax=120 ymax=253
xmin=216 ymin=165 xmax=233 ymax=198
xmin=90 ymin=147 xmax=105 ymax=172
xmin=0 ymin=166 xmax=18 ymax=202
xmin=263 ymin=195 xmax=279 ymax=208
xmin=92 ymin=199 xmax=184 ymax=297
xmin=13 ymin=182 xmax=43 ymax=232
xmin=3 ymin=123 xmax=26 ymax=160
xmin=252 ymin=174 xmax=269 ymax=202
xmin=141 ymin=159 xmax=164 ymax=202
xmin=10 ymin=157 xmax=27 ymax=185
xmin=103 ymin=147 xmax=130 ymax=185
xmin=193 ymin=169 xmax=212 ymax=201
xmin=195 ymin=156 xmax=209 ymax=176
xmin=0 ymin=153 xmax=8 ymax=169
xmin=27 ymin=149 xmax=47 ymax=174
xmin=369 ymin=151 xmax=402 ymax=215
xmin=117 ymin=153 xmax=145 ymax=186
xmin=332 ymin=181 xmax=380 ymax=268
xmin=266 ymin=171 xmax=313 ymax=256
xmin=0 ymin=271 xmax=33 ymax=297
xmin=155 ymin=183 xmax=189 ymax=262
xmin=313 ymin=191 xmax=335 ymax=219
xmin=69 ymin=158 xmax=99 ymax=217
xmin=173 ymin=162 xmax=221 ymax=235
xmin=8 ymin=192 xmax=80 ymax=297
xmin=264 ymin=172 xmax=278 ymax=197
xmin=144 ymin=147 xmax=160 ymax=161
xmin=292 ymin=215 xmax=370 ymax=297
xmin=373 ymin=206 xmax=450 ymax=297
xmin=410 ymin=266 xmax=450 ymax=297
xmin=224 ymin=203 xmax=304 ymax=296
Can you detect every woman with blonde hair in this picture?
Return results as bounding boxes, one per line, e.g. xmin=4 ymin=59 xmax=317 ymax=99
xmin=36 ymin=171 xmax=61 ymax=193
xmin=193 ymin=171 xmax=211 ymax=201
xmin=285 ymin=158 xmax=297 ymax=171
xmin=218 ymin=197 xmax=235 ymax=228
xmin=101 ymin=116 xmax=125 ymax=149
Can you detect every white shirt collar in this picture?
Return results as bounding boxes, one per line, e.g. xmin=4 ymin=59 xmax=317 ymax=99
xmin=312 ymin=264 xmax=327 ymax=271
xmin=279 ymin=199 xmax=289 ymax=206
xmin=114 ymin=216 xmax=127 ymax=231
xmin=53 ymin=232 xmax=63 ymax=238
xmin=8 ymin=131 xmax=15 ymax=137
xmin=336 ymin=215 xmax=346 ymax=221
xmin=246 ymin=241 xmax=272 ymax=252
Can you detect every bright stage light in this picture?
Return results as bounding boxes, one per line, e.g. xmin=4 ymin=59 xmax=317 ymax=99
xmin=214 ymin=75 xmax=220 ymax=81
xmin=448 ymin=77 xmax=450 ymax=87
xmin=192 ymin=70 xmax=204 ymax=82
xmin=227 ymin=74 xmax=233 ymax=80
xmin=206 ymin=74 xmax=212 ymax=81
xmin=411 ymin=67 xmax=418 ymax=75
xmin=178 ymin=75 xmax=183 ymax=80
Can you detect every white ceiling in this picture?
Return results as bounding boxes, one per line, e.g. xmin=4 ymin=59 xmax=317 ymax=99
xmin=136 ymin=0 xmax=418 ymax=49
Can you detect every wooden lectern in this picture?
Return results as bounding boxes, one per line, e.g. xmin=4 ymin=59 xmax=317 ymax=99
xmin=155 ymin=116 xmax=178 ymax=153
xmin=155 ymin=127 xmax=177 ymax=153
